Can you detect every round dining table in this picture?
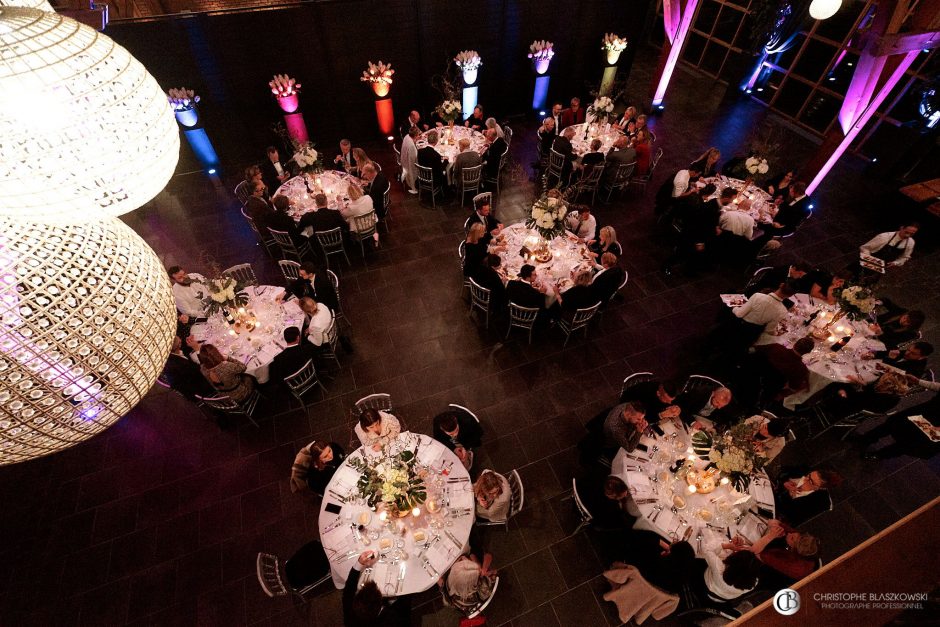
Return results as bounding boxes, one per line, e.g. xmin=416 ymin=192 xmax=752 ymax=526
xmin=417 ymin=125 xmax=487 ymax=163
xmin=274 ymin=171 xmax=363 ymax=223
xmin=188 ymin=285 xmax=304 ymax=384
xmin=490 ymin=223 xmax=595 ymax=306
xmin=612 ymin=419 xmax=776 ymax=557
xmin=317 ymin=433 xmax=474 ymax=595
xmin=565 ymin=122 xmax=623 ymax=156
xmin=721 ymin=293 xmax=886 ymax=409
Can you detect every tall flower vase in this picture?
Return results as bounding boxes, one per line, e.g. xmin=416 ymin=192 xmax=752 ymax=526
xmin=371 ymin=82 xmax=390 ymax=98
xmin=533 ymin=58 xmax=551 ymax=75
xmin=606 ymin=49 xmax=622 ymax=65
xmin=277 ymin=94 xmax=300 ymax=113
xmin=462 ymin=68 xmax=478 ymax=85
xmin=174 ymin=107 xmax=199 ymax=128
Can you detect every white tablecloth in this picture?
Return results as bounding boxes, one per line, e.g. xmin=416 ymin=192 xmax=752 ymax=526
xmin=188 ymin=286 xmax=304 ymax=384
xmin=274 ymin=172 xmax=363 ymax=223
xmin=612 ymin=421 xmax=775 ymax=557
xmin=490 ymin=223 xmax=594 ymax=306
xmin=721 ymin=293 xmax=885 ymax=408
xmin=564 ymin=122 xmax=623 ymax=157
xmin=318 ymin=433 xmax=473 ymax=595
xmin=701 ymin=176 xmax=776 ymax=230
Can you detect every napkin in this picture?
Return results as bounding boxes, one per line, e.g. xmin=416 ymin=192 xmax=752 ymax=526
xmin=426 ymin=538 xmax=457 ymax=573
xmin=418 ymin=444 xmax=442 ymax=468
xmin=629 ymin=474 xmax=652 ymax=496
xmin=748 ymin=480 xmax=774 ymax=511
xmin=446 ymin=484 xmax=475 ymax=510
xmin=654 ymin=508 xmax=678 ymax=535
xmin=322 ymin=524 xmax=355 ymax=555
xmin=737 ymin=514 xmax=765 ymax=543
xmin=257 ymin=343 xmax=282 ymax=363
xmin=333 ymin=466 xmax=361 ymax=492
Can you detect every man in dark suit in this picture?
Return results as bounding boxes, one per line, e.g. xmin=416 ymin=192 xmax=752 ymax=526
xmin=417 ymin=130 xmax=447 ymax=188
xmin=466 ymin=199 xmax=502 ymax=235
xmin=360 ymin=164 xmax=390 ymax=219
xmin=762 ymin=181 xmax=811 ymax=238
xmin=551 ymin=127 xmax=577 ymax=182
xmin=343 ymin=552 xmax=411 ymax=627
xmin=260 ymin=146 xmax=291 ymax=194
xmin=506 ymin=264 xmax=547 ymax=312
xmin=162 ymin=336 xmax=214 ymax=401
xmin=870 ymin=341 xmax=933 ymax=378
xmin=244 ymin=179 xmax=275 ymax=237
xmin=470 ymin=254 xmax=506 ymax=308
xmin=268 ymin=326 xmax=316 ymax=384
xmin=282 ymin=261 xmax=339 ymax=313
xmin=550 ymin=102 xmax=564 ymax=135
xmin=676 ymin=385 xmax=742 ymax=428
xmin=333 ymin=139 xmax=356 ymax=173
xmin=602 ymin=136 xmax=637 ymax=184
xmin=580 ymin=139 xmax=605 ymax=169
xmin=453 ymin=138 xmax=483 ymax=188
xmin=432 ymin=408 xmax=484 ymax=469
xmin=774 ymin=467 xmax=841 ymax=526
xmin=399 ymin=110 xmax=426 ymax=139
xmin=267 ymin=195 xmax=306 ymax=245
xmin=560 ymin=97 xmax=586 ymax=128
xmin=591 ymin=252 xmax=626 ymax=305
xmin=482 ymin=128 xmax=507 ymax=182
xmin=744 ymin=262 xmax=812 ymax=296
xmin=298 ymin=194 xmax=349 ymax=236
xmin=620 ymin=378 xmax=682 ymax=425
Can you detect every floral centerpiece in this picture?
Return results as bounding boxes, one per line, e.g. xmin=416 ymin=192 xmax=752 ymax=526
xmin=197 ymin=274 xmax=249 ymax=319
xmin=836 ymin=285 xmax=878 ymax=320
xmin=525 ymin=194 xmax=568 ymax=241
xmin=166 ymin=87 xmax=200 ymax=112
xmin=435 ymin=99 xmax=463 ymax=126
xmin=347 ymin=448 xmax=428 ymax=515
xmin=528 ymin=40 xmax=555 ymax=74
xmin=454 ymin=50 xmax=482 ymax=84
xmin=588 ymin=96 xmax=614 ymax=123
xmin=270 ymin=73 xmax=302 ymax=112
xmin=291 ymin=141 xmax=322 ymax=174
xmin=692 ymin=422 xmax=766 ymax=490
xmin=360 ymin=60 xmax=395 ymax=97
xmin=745 ymin=156 xmax=770 ymax=175
xmin=602 ymin=32 xmax=628 ymax=64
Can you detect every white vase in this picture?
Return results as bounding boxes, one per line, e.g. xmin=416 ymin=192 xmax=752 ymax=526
xmin=462 ymin=68 xmax=478 ymax=85
xmin=534 ymin=58 xmax=551 ymax=75
xmin=606 ymin=49 xmax=622 ymax=65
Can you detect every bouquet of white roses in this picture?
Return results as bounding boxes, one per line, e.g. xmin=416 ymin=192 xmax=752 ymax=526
xmin=360 ymin=60 xmax=395 ymax=85
xmin=704 ymin=422 xmax=766 ymax=490
xmin=601 ymin=33 xmax=628 ymax=52
xmin=526 ymin=195 xmax=568 ymax=240
xmin=199 ymin=275 xmax=248 ymax=316
xmin=435 ymin=100 xmax=463 ymax=123
xmin=348 ymin=448 xmax=427 ymax=512
xmin=588 ymin=96 xmax=614 ymax=122
xmin=166 ymin=88 xmax=200 ymax=111
xmin=291 ymin=142 xmax=321 ymax=173
xmin=527 ymin=40 xmax=555 ymax=61
xmin=836 ymin=285 xmax=878 ymax=319
xmin=745 ymin=156 xmax=770 ymax=175
xmin=269 ymin=73 xmax=301 ymax=98
xmin=454 ymin=50 xmax=482 ymax=71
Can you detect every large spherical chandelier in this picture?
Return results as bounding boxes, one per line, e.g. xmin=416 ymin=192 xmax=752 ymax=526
xmin=0 ymin=0 xmax=54 ymax=10
xmin=809 ymin=0 xmax=842 ymax=20
xmin=0 ymin=217 xmax=177 ymax=465
xmin=0 ymin=7 xmax=179 ymax=222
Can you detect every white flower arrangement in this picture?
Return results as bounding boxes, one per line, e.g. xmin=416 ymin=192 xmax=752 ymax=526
xmin=708 ymin=445 xmax=754 ymax=475
xmin=588 ymin=96 xmax=614 ymax=122
xmin=292 ymin=142 xmax=321 ymax=172
xmin=526 ymin=195 xmax=568 ymax=240
xmin=837 ymin=285 xmax=878 ymax=319
xmin=198 ymin=275 xmax=248 ymax=316
xmin=269 ymin=73 xmax=301 ymax=98
xmin=745 ymin=156 xmax=770 ymax=174
xmin=454 ymin=50 xmax=483 ymax=71
xmin=360 ymin=60 xmax=395 ymax=85
xmin=435 ymin=99 xmax=463 ymax=123
xmin=527 ymin=40 xmax=555 ymax=61
xmin=601 ymin=32 xmax=628 ymax=52
xmin=166 ymin=88 xmax=200 ymax=111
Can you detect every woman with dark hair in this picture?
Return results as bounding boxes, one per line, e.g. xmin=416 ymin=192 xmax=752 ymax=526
xmin=644 ymin=540 xmax=698 ymax=594
xmin=198 ymin=344 xmax=254 ymax=402
xmin=767 ymin=170 xmax=795 ymax=197
xmin=290 ymin=440 xmax=346 ymax=495
xmin=703 ymin=547 xmax=761 ymax=600
xmin=690 ymin=147 xmax=721 ymax=177
xmin=871 ymin=309 xmax=925 ymax=349
xmin=354 ymin=408 xmax=401 ymax=451
xmin=343 ymin=551 xmax=411 ymax=626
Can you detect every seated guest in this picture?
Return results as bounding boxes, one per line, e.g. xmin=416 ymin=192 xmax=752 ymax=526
xmin=351 ymin=148 xmax=373 ymax=178
xmin=245 ymin=179 xmax=275 ymax=236
xmin=432 ymin=408 xmax=484 ymax=470
xmin=467 ymin=199 xmax=502 ymax=235
xmin=817 ymin=370 xmax=909 ymax=420
xmin=464 ymin=104 xmax=486 ymax=132
xmin=690 ymin=147 xmax=721 ymax=177
xmin=399 ymin=109 xmax=427 ymax=139
xmin=354 ymin=408 xmax=402 ymax=451
xmin=281 ymin=261 xmax=339 ymax=313
xmin=560 ymin=97 xmax=586 ymax=127
xmin=554 ymin=269 xmax=600 ymax=318
xmin=745 ymin=262 xmax=812 ymax=297
xmin=551 ymin=127 xmax=577 ymax=181
xmin=244 ymin=164 xmax=263 ymax=189
xmin=604 ymin=136 xmax=637 ymax=180
xmin=401 ymin=126 xmax=420 ymax=194
xmin=574 ymin=474 xmax=635 ymax=530
xmin=589 ymin=225 xmax=623 ymax=259
xmin=565 ymin=205 xmax=597 ymax=242
xmin=677 ymin=386 xmax=739 ymax=429
xmin=661 ymin=184 xmax=720 ymax=276
xmin=727 ymin=519 xmax=819 ymax=585
xmin=802 ymin=268 xmax=849 ymax=304
xmin=344 ymin=552 xmax=411 ymax=627
xmin=298 ymin=297 xmax=332 ymax=348
xmin=340 ymin=183 xmax=379 ymax=246
xmin=774 ymin=467 xmax=842 ymax=526
xmin=761 ymin=181 xmax=811 ymax=239
xmin=870 ymin=309 xmax=925 ymax=349
xmin=550 ymin=103 xmax=563 ymax=134
xmin=269 ymin=327 xmax=317 ymax=384
xmin=612 ymin=106 xmax=638 ymax=130
xmin=470 ymin=254 xmax=507 ymax=308
xmin=735 ymin=282 xmax=796 ymax=348
xmin=482 ymin=128 xmax=507 ymax=182
xmin=452 ymin=138 xmax=483 ymax=187
xmin=603 ymin=400 xmax=648 ymax=452
xmin=856 ymin=376 xmax=940 ymax=461
xmin=634 ymin=114 xmax=650 ymax=136
xmin=261 ymin=145 xmax=290 ymax=193
xmin=632 ymin=128 xmax=652 ymax=175
xmin=718 ymin=204 xmax=756 ymax=242
xmin=463 ymin=223 xmax=492 ymax=277
xmin=744 ymin=414 xmax=789 ymax=461
xmin=474 ymin=469 xmax=511 ymax=522
xmin=766 ymin=170 xmax=796 ymax=197
xmin=537 ymin=117 xmax=556 ymax=156
xmin=620 ymin=378 xmax=682 ymax=424
xmin=198 ymin=343 xmax=255 ymax=402
xmin=299 ymin=193 xmax=350 ymax=235
xmin=506 ymin=264 xmax=548 ymax=310
xmin=417 ymin=130 xmax=447 ymax=187
xmin=580 ymin=139 xmax=605 ymax=171
xmin=702 ymin=547 xmax=761 ymax=601
xmin=334 ymin=139 xmax=357 ymax=172
xmin=639 ymin=540 xmax=700 ymax=595
xmin=168 ymin=265 xmax=208 ymax=319
xmin=591 ymin=253 xmax=626 ymax=304
xmin=654 ymin=164 xmax=703 ymax=215
xmin=866 ymin=341 xmax=933 ymax=377
xmin=290 ymin=440 xmax=346 ymax=495
xmin=443 ymin=553 xmax=497 ymax=613
xmin=753 ymin=337 xmax=815 ymax=401
xmin=485 ymin=117 xmax=504 ymax=139
xmin=268 ymin=195 xmax=306 ymax=244
xmin=162 ymin=336 xmax=214 ymax=401
xmin=360 ymin=164 xmax=390 ymax=220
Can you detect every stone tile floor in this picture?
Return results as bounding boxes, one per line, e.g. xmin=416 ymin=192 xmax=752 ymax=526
xmin=1 ymin=50 xmax=938 ymax=626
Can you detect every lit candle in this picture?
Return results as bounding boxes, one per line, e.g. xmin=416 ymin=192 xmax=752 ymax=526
xmin=827 ymin=335 xmax=836 ymax=343
xmin=720 ymin=477 xmax=729 ymax=486
xmin=412 ymin=507 xmax=421 ymax=517
xmin=228 ymin=330 xmax=236 ymax=336
xmin=836 ymin=325 xmax=844 ymax=332
xmin=379 ymin=511 xmax=388 ymax=522
xmin=237 ymin=307 xmax=245 ymax=315
xmin=688 ymin=485 xmax=697 ymax=494
xmin=687 ymin=454 xmax=696 ymax=462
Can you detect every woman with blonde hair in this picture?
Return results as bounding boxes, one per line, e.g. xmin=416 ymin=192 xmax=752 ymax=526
xmin=198 ymin=344 xmax=254 ymax=402
xmin=484 ymin=117 xmax=504 ymax=139
xmin=443 ymin=552 xmax=497 ymax=611
xmin=691 ymin=147 xmax=721 ymax=176
xmin=339 ymin=182 xmax=379 ymax=245
xmin=553 ymin=268 xmax=601 ymax=317
xmin=588 ymin=225 xmax=622 ymax=259
xmin=463 ymin=222 xmax=491 ymax=276
xmin=298 ymin=296 xmax=332 ymax=347
xmin=351 ymin=147 xmax=373 ymax=176
xmin=474 ymin=469 xmax=511 ymax=522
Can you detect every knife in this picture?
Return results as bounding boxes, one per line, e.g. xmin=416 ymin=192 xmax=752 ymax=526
xmin=444 ymin=530 xmax=462 ymax=548
xmin=396 ymin=563 xmax=406 ymax=594
xmin=422 ymin=559 xmax=439 ymax=578
xmin=683 ymin=526 xmax=694 ymax=541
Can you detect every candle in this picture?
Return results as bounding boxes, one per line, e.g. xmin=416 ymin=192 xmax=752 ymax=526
xmin=379 ymin=511 xmax=388 ymax=522
xmin=412 ymin=507 xmax=421 ymax=517
xmin=228 ymin=330 xmax=236 ymax=336
xmin=827 ymin=335 xmax=836 ymax=343
xmin=720 ymin=477 xmax=729 ymax=486
xmin=687 ymin=454 xmax=696 ymax=462
xmin=688 ymin=485 xmax=697 ymax=494
xmin=836 ymin=325 xmax=844 ymax=332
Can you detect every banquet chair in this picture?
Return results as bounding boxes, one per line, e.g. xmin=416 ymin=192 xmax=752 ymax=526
xmin=197 ymin=391 xmax=261 ymax=428
xmin=222 ymin=263 xmax=258 ymax=287
xmin=380 ymin=186 xmax=392 ymax=232
xmin=459 ymin=164 xmax=483 ymax=207
xmin=392 ymin=142 xmax=402 ymax=181
xmin=744 ymin=266 xmax=774 ymax=295
xmin=327 ymin=270 xmax=350 ymax=328
xmin=628 ymin=147 xmax=663 ymax=193
xmin=681 ymin=374 xmax=725 ymax=396
xmin=234 ymin=180 xmax=251 ymax=208
xmin=352 ymin=211 xmax=379 ymax=265
xmin=315 ymin=228 xmax=351 ymax=271
xmin=284 ymin=359 xmax=328 ymax=418
xmin=476 ymin=469 xmax=524 ymax=530
xmin=241 ymin=207 xmax=277 ymax=257
xmin=545 ymin=149 xmax=566 ymax=188
xmin=283 ymin=540 xmax=332 ymax=596
xmin=440 ymin=575 xmax=500 ymax=619
xmin=458 ymin=241 xmax=470 ymax=295
xmin=558 ymin=302 xmax=602 ymax=346
xmin=482 ymin=150 xmax=508 ymax=196
xmin=505 ymin=302 xmax=539 ymax=344
xmin=620 ymin=372 xmax=655 ymax=402
xmin=503 ymin=125 xmax=513 ymax=147
xmin=447 ymin=404 xmax=481 ymax=424
xmin=269 ymin=227 xmax=314 ymax=262
xmin=278 ymin=260 xmax=301 ymax=283
xmin=468 ymin=278 xmax=492 ymax=329
xmin=355 ymin=393 xmax=392 ymax=413
xmin=600 ymin=162 xmax=635 ymax=203
xmin=319 ymin=316 xmax=342 ymax=370
xmin=571 ymin=164 xmax=605 ymax=205
xmin=570 ymin=477 xmax=594 ymax=535
xmin=416 ymin=164 xmax=443 ymax=208
xmin=472 ymin=192 xmax=493 ymax=212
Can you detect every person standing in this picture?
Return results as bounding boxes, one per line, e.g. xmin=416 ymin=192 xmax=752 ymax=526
xmin=400 ymin=126 xmax=420 ymax=194
xmin=857 ymin=223 xmax=918 ymax=282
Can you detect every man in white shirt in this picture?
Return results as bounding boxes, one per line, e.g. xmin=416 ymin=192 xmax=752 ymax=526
xmin=168 ymin=266 xmax=208 ymax=319
xmin=551 ymin=102 xmax=563 ymax=135
xmin=566 ymin=205 xmax=597 ymax=242
xmin=719 ymin=210 xmax=755 ymax=240
xmin=734 ymin=282 xmax=795 ymax=346
xmin=671 ymin=165 xmax=703 ymax=198
xmin=859 ymin=223 xmax=917 ymax=268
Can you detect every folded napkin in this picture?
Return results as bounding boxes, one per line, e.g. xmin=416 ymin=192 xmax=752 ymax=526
xmin=748 ymin=480 xmax=774 ymax=511
xmin=322 ymin=523 xmax=354 ymax=552
xmin=447 ymin=485 xmax=475 ymax=510
xmin=257 ymin=343 xmax=282 ymax=363
xmin=629 ymin=474 xmax=652 ymax=496
xmin=418 ymin=444 xmax=442 ymax=468
xmin=426 ymin=538 xmax=457 ymax=573
xmin=736 ymin=514 xmax=765 ymax=543
xmin=654 ymin=508 xmax=678 ymax=535
xmin=333 ymin=466 xmax=361 ymax=492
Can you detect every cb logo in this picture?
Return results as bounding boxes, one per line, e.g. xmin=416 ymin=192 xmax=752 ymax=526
xmin=773 ymin=588 xmax=801 ymax=615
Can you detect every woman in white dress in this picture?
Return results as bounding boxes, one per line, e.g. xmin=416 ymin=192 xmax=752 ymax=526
xmin=400 ymin=127 xmax=419 ymax=194
xmin=354 ymin=408 xmax=402 ymax=451
xmin=298 ymin=297 xmax=332 ymax=347
xmin=702 ymin=545 xmax=761 ymax=601
xmin=339 ymin=183 xmax=379 ymax=245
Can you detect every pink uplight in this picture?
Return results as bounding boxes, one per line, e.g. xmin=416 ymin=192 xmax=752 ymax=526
xmin=652 ymin=0 xmax=701 ymax=107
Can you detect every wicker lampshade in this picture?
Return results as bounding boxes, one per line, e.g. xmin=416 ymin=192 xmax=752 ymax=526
xmin=0 ymin=216 xmax=177 ymax=465
xmin=0 ymin=0 xmax=54 ymax=10
xmin=0 ymin=7 xmax=179 ymax=222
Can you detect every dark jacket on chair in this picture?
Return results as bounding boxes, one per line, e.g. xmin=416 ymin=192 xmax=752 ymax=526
xmin=269 ymin=342 xmax=317 ymax=385
xmin=300 ymin=208 xmax=350 ymax=236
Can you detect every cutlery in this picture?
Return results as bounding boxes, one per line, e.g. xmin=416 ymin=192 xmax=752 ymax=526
xmin=329 ymin=490 xmax=346 ymax=502
xmin=360 ymin=567 xmax=373 ymax=587
xmin=422 ymin=559 xmax=439 ymax=578
xmin=444 ymin=530 xmax=462 ymax=548
xmin=446 ymin=477 xmax=469 ymax=483
xmin=331 ymin=550 xmax=358 ymax=563
xmin=696 ymin=532 xmax=703 ymax=554
xmin=635 ymin=498 xmax=658 ymax=505
xmin=396 ymin=563 xmax=406 ymax=594
xmin=683 ymin=525 xmax=694 ymax=542
xmin=322 ymin=516 xmax=343 ymax=532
